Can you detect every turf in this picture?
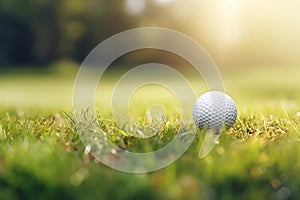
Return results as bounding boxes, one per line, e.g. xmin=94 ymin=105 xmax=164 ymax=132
xmin=0 ymin=66 xmax=299 ymax=200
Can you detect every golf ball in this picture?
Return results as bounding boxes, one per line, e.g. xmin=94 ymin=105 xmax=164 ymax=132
xmin=193 ymin=91 xmax=237 ymax=132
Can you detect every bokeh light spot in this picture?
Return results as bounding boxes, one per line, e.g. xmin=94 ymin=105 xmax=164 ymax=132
xmin=125 ymin=0 xmax=146 ymax=15
xmin=154 ymin=0 xmax=174 ymax=5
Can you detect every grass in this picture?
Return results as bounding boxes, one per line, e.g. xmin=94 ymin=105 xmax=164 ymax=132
xmin=0 ymin=65 xmax=299 ymax=199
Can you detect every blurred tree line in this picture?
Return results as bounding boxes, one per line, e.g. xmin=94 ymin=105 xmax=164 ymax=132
xmin=0 ymin=0 xmax=204 ymax=68
xmin=0 ymin=0 xmax=139 ymax=67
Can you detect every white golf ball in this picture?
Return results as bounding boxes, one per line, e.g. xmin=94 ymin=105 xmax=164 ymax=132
xmin=193 ymin=91 xmax=237 ymax=132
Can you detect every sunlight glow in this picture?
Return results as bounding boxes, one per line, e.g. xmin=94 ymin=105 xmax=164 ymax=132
xmin=222 ymin=0 xmax=240 ymax=18
xmin=219 ymin=0 xmax=242 ymax=44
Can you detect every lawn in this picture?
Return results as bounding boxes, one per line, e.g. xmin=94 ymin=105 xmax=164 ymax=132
xmin=0 ymin=65 xmax=299 ymax=200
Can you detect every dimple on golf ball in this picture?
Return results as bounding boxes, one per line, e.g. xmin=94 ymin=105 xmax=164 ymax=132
xmin=193 ymin=91 xmax=237 ymax=132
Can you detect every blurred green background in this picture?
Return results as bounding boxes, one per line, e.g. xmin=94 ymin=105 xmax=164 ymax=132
xmin=0 ymin=0 xmax=299 ymax=109
xmin=1 ymin=0 xmax=300 ymax=68
xmin=0 ymin=1 xmax=300 ymax=200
